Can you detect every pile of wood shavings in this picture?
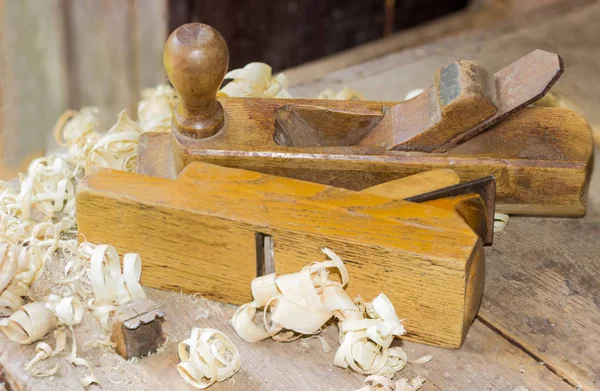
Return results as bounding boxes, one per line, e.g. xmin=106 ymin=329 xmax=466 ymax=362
xmin=0 ymin=63 xmax=424 ymax=390
xmin=0 ymin=83 xmax=176 ymax=387
xmin=231 ymin=248 xmax=430 ymax=390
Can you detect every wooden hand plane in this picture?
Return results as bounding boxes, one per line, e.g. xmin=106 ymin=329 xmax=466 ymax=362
xmin=77 ymin=163 xmax=494 ymax=349
xmin=138 ymin=23 xmax=592 ymax=216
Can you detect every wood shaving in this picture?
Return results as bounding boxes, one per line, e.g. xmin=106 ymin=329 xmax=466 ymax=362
xmin=0 ymin=302 xmax=56 ymax=344
xmin=87 ymin=244 xmax=147 ymax=330
xmin=218 ymin=63 xmax=292 ymax=98
xmin=85 ymin=110 xmax=143 ymax=173
xmin=231 ymin=247 xmax=348 ymax=343
xmin=52 ymin=107 xmax=101 ymax=167
xmin=354 ymin=375 xmax=425 ymax=391
xmin=231 ymin=248 xmax=429 ymax=380
xmin=494 ymin=213 xmax=510 ymax=232
xmin=404 ymin=89 xmax=425 ymax=101
xmin=24 ymin=330 xmax=66 ymax=377
xmin=138 ymin=84 xmax=178 ymax=133
xmin=317 ymin=86 xmax=365 ymax=100
xmin=334 ymin=294 xmax=408 ymax=376
xmin=177 ymin=328 xmax=241 ymax=389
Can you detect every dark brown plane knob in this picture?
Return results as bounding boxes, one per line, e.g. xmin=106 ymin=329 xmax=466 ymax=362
xmin=164 ymin=23 xmax=229 ymax=139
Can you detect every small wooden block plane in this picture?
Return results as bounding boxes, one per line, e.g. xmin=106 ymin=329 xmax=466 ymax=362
xmin=77 ymin=163 xmax=492 ymax=348
xmin=137 ymin=23 xmax=593 ymax=216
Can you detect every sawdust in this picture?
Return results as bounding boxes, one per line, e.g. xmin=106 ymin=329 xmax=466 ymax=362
xmin=28 ymin=248 xmax=71 ymax=301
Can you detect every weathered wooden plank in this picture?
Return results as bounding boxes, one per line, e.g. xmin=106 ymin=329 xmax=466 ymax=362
xmin=132 ymin=0 xmax=168 ymax=90
xmin=64 ymin=0 xmax=167 ymax=125
xmin=478 ymin=151 xmax=600 ymax=390
xmin=0 ymin=0 xmax=68 ymax=178
xmin=64 ymin=0 xmax=137 ymax=124
xmin=0 ymin=288 xmax=573 ymax=391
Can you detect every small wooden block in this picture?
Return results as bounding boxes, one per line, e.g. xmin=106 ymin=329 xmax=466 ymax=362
xmin=78 ymin=163 xmax=484 ymax=348
xmin=110 ymin=299 xmax=165 ymax=359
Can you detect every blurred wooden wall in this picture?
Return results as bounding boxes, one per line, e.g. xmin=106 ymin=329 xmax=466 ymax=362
xmin=0 ymin=0 xmax=167 ymax=178
xmin=169 ymin=0 xmax=469 ymax=72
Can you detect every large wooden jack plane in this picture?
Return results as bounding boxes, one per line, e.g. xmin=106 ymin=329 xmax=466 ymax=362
xmin=138 ymin=23 xmax=593 ymax=216
xmin=76 ymin=23 xmax=592 ymax=348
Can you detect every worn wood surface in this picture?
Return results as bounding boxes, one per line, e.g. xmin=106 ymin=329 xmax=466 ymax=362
xmin=0 ymin=0 xmax=68 ymax=178
xmin=361 ymin=169 xmax=460 ymax=199
xmin=284 ymin=0 xmax=567 ymax=85
xmin=142 ymin=105 xmax=592 ymax=216
xmin=77 ymin=163 xmax=483 ymax=348
xmin=157 ymin=24 xmax=589 ymax=216
xmin=0 ymin=287 xmax=573 ymax=391
xmin=64 ymin=0 xmax=167 ymax=126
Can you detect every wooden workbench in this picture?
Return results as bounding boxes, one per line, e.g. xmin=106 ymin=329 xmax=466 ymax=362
xmin=2 ymin=1 xmax=600 ymax=390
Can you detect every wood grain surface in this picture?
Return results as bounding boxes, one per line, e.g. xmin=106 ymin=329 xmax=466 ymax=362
xmin=0 ymin=288 xmax=573 ymax=391
xmin=479 ymin=165 xmax=600 ymax=389
xmin=361 ymin=169 xmax=460 ymax=199
xmin=77 ymin=163 xmax=483 ymax=348
xmin=142 ymin=104 xmax=592 ymax=216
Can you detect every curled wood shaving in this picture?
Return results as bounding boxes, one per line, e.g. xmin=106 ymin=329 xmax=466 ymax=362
xmin=87 ymin=244 xmax=147 ymax=330
xmin=65 ymin=325 xmax=100 ymax=387
xmin=52 ymin=107 xmax=101 ymax=167
xmin=23 ymin=296 xmax=96 ymax=383
xmin=85 ymin=110 xmax=143 ymax=173
xmin=355 ymin=375 xmax=425 ymax=391
xmin=46 ymin=294 xmax=84 ymax=326
xmin=24 ymin=330 xmax=66 ymax=377
xmin=334 ymin=294 xmax=408 ymax=376
xmin=231 ymin=248 xmax=348 ymax=342
xmin=0 ymin=302 xmax=57 ymax=344
xmin=177 ymin=328 xmax=241 ymax=389
xmin=404 ymin=88 xmax=425 ymax=101
xmin=494 ymin=213 xmax=509 ymax=232
xmin=0 ymin=241 xmax=19 ymax=297
xmin=218 ymin=63 xmax=292 ymax=98
xmin=317 ymin=86 xmax=365 ymax=101
xmin=23 ymin=324 xmax=100 ymax=386
xmin=138 ymin=84 xmax=178 ymax=132
xmin=231 ymin=248 xmax=427 ymax=380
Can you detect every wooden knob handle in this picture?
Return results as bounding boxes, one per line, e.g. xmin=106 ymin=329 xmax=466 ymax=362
xmin=164 ymin=23 xmax=229 ymax=138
